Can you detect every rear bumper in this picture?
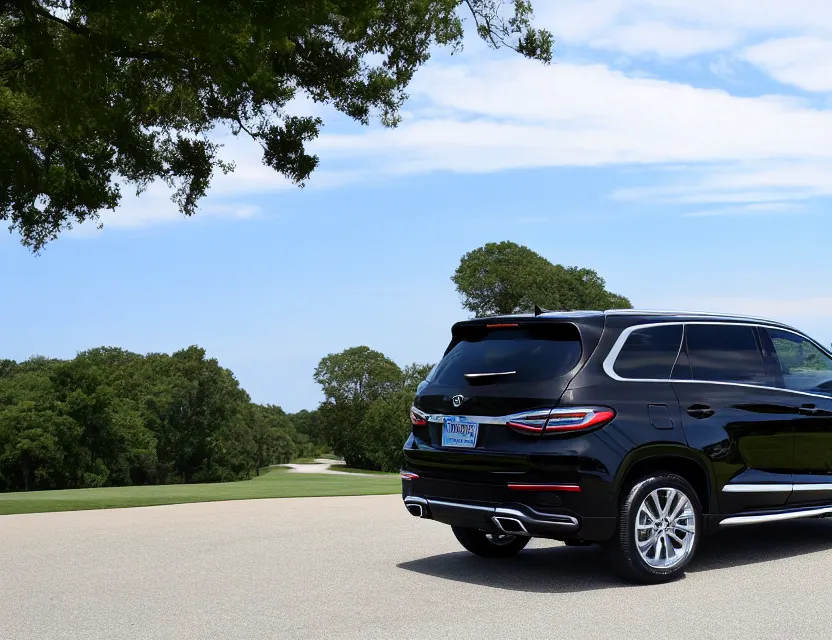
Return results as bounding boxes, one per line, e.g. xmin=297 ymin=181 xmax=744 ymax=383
xmin=404 ymin=495 xmax=581 ymax=537
xmin=402 ymin=478 xmax=617 ymax=542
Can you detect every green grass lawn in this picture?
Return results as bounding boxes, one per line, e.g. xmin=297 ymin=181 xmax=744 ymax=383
xmin=0 ymin=467 xmax=400 ymax=516
xmin=333 ymin=466 xmax=397 ymax=476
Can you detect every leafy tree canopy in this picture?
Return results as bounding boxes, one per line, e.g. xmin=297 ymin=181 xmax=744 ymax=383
xmin=452 ymin=241 xmax=633 ymax=316
xmin=0 ymin=346 xmax=322 ymax=491
xmin=1 ymin=0 xmax=552 ymax=250
xmin=313 ymin=345 xmax=433 ymax=470
xmin=314 ymin=346 xmax=404 ymax=405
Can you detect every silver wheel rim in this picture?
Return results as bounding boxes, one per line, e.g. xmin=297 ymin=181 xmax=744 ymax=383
xmin=486 ymin=533 xmax=517 ymax=546
xmin=635 ymin=487 xmax=696 ymax=569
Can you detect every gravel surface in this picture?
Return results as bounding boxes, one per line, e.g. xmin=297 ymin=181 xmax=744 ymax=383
xmin=3 ymin=494 xmax=832 ymax=639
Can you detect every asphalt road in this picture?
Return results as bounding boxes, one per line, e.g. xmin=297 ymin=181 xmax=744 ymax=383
xmin=3 ymin=495 xmax=832 ymax=640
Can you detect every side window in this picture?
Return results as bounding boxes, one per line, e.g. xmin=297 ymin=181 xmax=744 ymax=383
xmin=685 ymin=324 xmax=768 ymax=385
xmin=613 ymin=325 xmax=683 ymax=380
xmin=764 ymin=328 xmax=832 ymax=394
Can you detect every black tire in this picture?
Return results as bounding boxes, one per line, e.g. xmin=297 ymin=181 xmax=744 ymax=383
xmin=452 ymin=526 xmax=530 ymax=558
xmin=606 ymin=474 xmax=702 ymax=584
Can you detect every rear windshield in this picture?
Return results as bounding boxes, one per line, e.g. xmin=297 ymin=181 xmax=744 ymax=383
xmin=430 ymin=324 xmax=582 ymax=387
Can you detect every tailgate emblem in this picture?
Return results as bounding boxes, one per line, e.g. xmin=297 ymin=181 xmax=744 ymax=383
xmin=452 ymin=395 xmax=465 ymax=408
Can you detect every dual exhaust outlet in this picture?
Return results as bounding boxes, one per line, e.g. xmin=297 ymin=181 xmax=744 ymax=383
xmin=403 ymin=497 xmax=541 ymax=536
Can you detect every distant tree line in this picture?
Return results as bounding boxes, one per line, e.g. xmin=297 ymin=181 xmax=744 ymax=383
xmin=0 ymin=347 xmax=325 ymax=492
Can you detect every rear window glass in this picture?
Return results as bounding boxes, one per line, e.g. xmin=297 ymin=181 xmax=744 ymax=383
xmin=431 ymin=324 xmax=582 ymax=387
xmin=686 ymin=324 xmax=767 ymax=385
xmin=613 ymin=325 xmax=683 ymax=380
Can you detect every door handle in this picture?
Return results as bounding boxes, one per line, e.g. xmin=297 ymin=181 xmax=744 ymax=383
xmin=687 ymin=405 xmax=715 ymax=419
xmin=799 ymin=404 xmax=820 ymax=416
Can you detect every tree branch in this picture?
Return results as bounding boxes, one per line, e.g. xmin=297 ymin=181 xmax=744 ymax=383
xmin=21 ymin=0 xmax=170 ymax=61
xmin=462 ymin=0 xmax=522 ymax=53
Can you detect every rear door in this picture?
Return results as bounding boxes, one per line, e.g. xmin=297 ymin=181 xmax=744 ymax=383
xmin=671 ymin=323 xmax=795 ymax=514
xmin=760 ymin=327 xmax=832 ymax=506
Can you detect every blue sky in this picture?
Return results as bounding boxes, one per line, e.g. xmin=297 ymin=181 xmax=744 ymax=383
xmin=2 ymin=0 xmax=832 ymax=411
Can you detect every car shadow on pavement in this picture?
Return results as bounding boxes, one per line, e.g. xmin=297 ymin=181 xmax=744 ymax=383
xmin=397 ymin=520 xmax=832 ymax=593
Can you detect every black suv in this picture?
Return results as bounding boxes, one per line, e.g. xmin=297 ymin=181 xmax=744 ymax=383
xmin=401 ymin=310 xmax=832 ymax=583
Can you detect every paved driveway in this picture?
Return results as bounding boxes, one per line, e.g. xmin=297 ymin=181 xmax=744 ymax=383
xmin=2 ymin=494 xmax=832 ymax=639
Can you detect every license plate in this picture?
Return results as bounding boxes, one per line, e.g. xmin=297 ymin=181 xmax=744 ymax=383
xmin=442 ymin=417 xmax=479 ymax=448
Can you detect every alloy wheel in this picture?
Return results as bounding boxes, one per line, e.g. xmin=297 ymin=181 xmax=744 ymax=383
xmin=634 ymin=487 xmax=696 ymax=569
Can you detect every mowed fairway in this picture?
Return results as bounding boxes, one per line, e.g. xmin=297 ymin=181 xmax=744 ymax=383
xmin=4 ymin=494 xmax=832 ymax=640
xmin=0 ymin=467 xmax=399 ymax=515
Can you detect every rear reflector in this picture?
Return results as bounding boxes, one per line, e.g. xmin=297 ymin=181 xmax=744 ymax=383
xmin=508 ymin=483 xmax=581 ymax=492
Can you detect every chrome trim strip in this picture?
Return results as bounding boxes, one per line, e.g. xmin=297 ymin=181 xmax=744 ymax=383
xmin=793 ymin=484 xmax=832 ymax=491
xmin=495 ymin=507 xmax=579 ymax=528
xmin=723 ymin=484 xmax=793 ymax=493
xmin=464 ymin=371 xmax=516 ymax=379
xmin=426 ymin=499 xmax=494 ymax=513
xmin=721 ymin=506 xmax=832 ymax=527
xmin=425 ymin=408 xmax=556 ymax=426
xmin=427 ymin=414 xmax=506 ymax=425
xmin=602 ymin=321 xmax=832 ymax=401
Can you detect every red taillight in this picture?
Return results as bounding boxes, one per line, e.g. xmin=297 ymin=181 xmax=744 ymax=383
xmin=401 ymin=472 xmax=419 ymax=480
xmin=544 ymin=408 xmax=616 ymax=433
xmin=507 ymin=407 xmax=615 ymax=436
xmin=506 ymin=410 xmax=551 ymax=435
xmin=410 ymin=407 xmax=427 ymax=427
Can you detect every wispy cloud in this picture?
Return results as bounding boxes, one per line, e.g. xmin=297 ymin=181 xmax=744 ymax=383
xmin=681 ymin=202 xmax=808 ymax=217
xmin=741 ymin=37 xmax=832 ymax=93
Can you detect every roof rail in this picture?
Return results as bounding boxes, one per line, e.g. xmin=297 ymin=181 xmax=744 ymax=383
xmin=604 ymin=309 xmax=778 ymax=322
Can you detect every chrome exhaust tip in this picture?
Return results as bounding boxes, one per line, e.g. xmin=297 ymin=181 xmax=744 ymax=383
xmin=492 ymin=516 xmax=529 ymax=536
xmin=404 ymin=497 xmax=429 ymax=518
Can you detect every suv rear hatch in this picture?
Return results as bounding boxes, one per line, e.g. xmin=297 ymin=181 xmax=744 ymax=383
xmin=411 ymin=314 xmax=605 ymax=457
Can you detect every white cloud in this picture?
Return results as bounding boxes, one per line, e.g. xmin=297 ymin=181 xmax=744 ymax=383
xmin=681 ymin=202 xmax=808 ymax=217
xmin=541 ymin=0 xmax=832 ymax=43
xmin=742 ymin=37 xmax=832 ymax=92
xmin=95 ymin=53 xmax=832 ymax=231
xmin=613 ymin=159 xmax=832 ymax=205
xmin=537 ymin=0 xmax=832 ymax=70
xmin=589 ymin=22 xmax=740 ymax=58
xmin=309 ymin=60 xmax=832 ymax=205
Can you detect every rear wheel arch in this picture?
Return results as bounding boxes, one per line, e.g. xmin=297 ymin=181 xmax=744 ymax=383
xmin=615 ymin=450 xmax=715 ymax=515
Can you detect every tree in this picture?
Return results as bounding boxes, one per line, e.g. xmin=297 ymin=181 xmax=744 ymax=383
xmin=314 ymin=346 xmax=405 ymax=468
xmin=2 ymin=1 xmax=553 ymax=251
xmin=314 ymin=346 xmax=403 ymax=405
xmin=0 ymin=401 xmax=81 ymax=491
xmin=288 ymin=409 xmax=326 ymax=448
xmin=402 ymin=363 xmax=435 ymax=391
xmin=452 ymin=241 xmax=632 ymax=316
xmin=250 ymin=404 xmax=299 ymax=473
xmin=362 ymin=390 xmax=413 ymax=472
xmin=313 ymin=349 xmax=432 ymax=470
